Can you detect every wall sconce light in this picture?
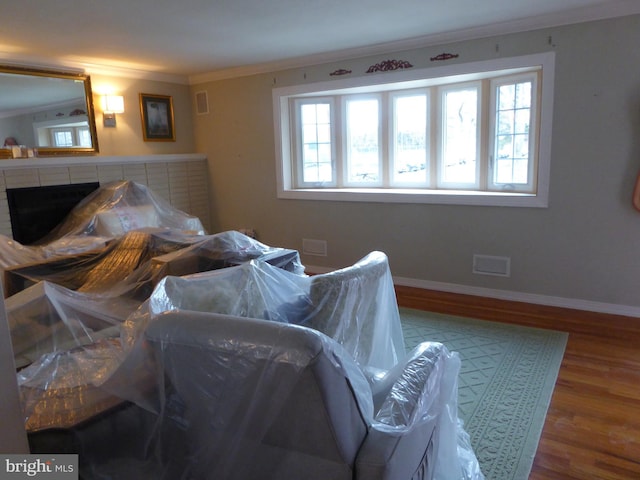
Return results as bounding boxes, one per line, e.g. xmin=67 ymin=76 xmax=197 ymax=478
xmin=103 ymin=95 xmax=125 ymax=127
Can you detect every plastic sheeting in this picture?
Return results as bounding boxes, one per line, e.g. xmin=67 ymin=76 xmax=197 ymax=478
xmin=0 ymin=235 xmax=47 ymax=269
xmin=64 ymin=252 xmax=481 ymax=478
xmin=43 ymin=310 xmax=483 ymax=480
xmin=37 ymin=180 xmax=205 ymax=243
xmin=9 ymin=280 xmax=143 ymax=432
xmin=5 ymin=229 xmax=193 ymax=297
xmin=10 ymin=231 xmax=304 ymax=429
xmin=5 ymin=229 xmax=303 ymax=299
xmin=147 ymin=251 xmax=405 ymax=373
xmin=8 ymin=281 xmax=139 ymax=370
xmin=0 ymin=180 xmax=206 ymax=279
xmin=131 ymin=312 xmax=472 ymax=480
xmin=7 ymin=230 xmax=302 ymax=371
xmin=1 ymin=181 xmax=483 ymax=479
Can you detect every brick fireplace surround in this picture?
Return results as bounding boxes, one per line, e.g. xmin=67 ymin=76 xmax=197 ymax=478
xmin=0 ymin=154 xmax=211 ymax=240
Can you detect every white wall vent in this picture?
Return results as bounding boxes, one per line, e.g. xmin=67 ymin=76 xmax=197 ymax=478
xmin=195 ymin=91 xmax=209 ymax=115
xmin=473 ymin=254 xmax=511 ymax=277
xmin=302 ymin=238 xmax=327 ymax=256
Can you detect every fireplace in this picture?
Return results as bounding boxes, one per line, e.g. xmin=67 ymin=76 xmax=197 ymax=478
xmin=7 ymin=182 xmax=100 ymax=245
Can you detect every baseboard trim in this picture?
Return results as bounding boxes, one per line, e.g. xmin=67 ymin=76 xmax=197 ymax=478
xmin=304 ymin=264 xmax=640 ymax=318
xmin=393 ymin=276 xmax=640 ymax=318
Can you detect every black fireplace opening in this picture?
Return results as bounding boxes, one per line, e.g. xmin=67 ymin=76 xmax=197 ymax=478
xmin=7 ymin=182 xmax=100 ymax=245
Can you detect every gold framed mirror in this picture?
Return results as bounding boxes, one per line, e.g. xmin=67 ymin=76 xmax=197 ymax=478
xmin=0 ymin=65 xmax=99 ymax=158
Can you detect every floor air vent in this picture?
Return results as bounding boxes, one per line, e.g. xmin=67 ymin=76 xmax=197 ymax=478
xmin=472 ymin=254 xmax=511 ymax=277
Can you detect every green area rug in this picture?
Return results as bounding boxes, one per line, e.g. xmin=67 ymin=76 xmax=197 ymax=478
xmin=400 ymin=308 xmax=568 ymax=480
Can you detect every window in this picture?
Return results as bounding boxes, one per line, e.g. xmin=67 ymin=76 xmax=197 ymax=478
xmin=50 ymin=126 xmax=92 ymax=148
xmin=345 ymin=96 xmax=381 ymax=185
xmin=440 ymin=84 xmax=479 ymax=188
xmin=490 ymin=76 xmax=536 ymax=191
xmin=392 ymin=92 xmax=428 ymax=186
xmin=52 ymin=129 xmax=74 ymax=147
xmin=274 ymin=53 xmax=555 ymax=207
xmin=297 ymin=99 xmax=334 ymax=185
xmin=33 ymin=117 xmax=92 ymax=148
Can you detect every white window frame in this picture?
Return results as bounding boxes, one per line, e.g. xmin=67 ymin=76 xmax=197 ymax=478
xmin=389 ymin=89 xmax=430 ymax=188
xmin=51 ymin=128 xmax=75 ymax=147
xmin=273 ymin=52 xmax=555 ymax=207
xmin=437 ymin=81 xmax=482 ymax=190
xmin=34 ymin=116 xmax=91 ymax=148
xmin=488 ymin=73 xmax=539 ymax=193
xmin=293 ymin=97 xmax=337 ymax=188
xmin=342 ymin=94 xmax=383 ymax=187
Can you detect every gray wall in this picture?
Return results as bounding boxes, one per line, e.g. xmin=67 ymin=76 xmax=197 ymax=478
xmin=192 ymin=15 xmax=640 ymax=311
xmin=89 ymin=74 xmax=196 ymax=156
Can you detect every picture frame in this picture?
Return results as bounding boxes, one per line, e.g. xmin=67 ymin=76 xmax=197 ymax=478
xmin=139 ymin=93 xmax=175 ymax=141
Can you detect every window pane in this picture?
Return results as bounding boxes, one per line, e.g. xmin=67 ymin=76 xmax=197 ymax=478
xmin=494 ymin=81 xmax=532 ymax=185
xmin=303 ymin=124 xmax=317 ymax=143
xmin=498 ymin=84 xmax=515 ymax=110
xmin=514 ymin=109 xmax=530 ymax=134
xmin=514 ymin=134 xmax=529 ymax=158
xmin=513 ymin=159 xmax=528 ymax=183
xmin=497 ymin=134 xmax=513 ymax=159
xmin=498 ymin=111 xmax=514 ymax=135
xmin=53 ymin=130 xmax=73 ymax=147
xmin=394 ymin=94 xmax=427 ymax=184
xmin=301 ymin=103 xmax=332 ymax=183
xmin=346 ymin=99 xmax=379 ymax=183
xmin=317 ymin=124 xmax=331 ymax=143
xmin=497 ymin=158 xmax=528 ymax=184
xmin=78 ymin=128 xmax=92 ymax=147
xmin=496 ymin=160 xmax=513 ymax=183
xmin=442 ymin=88 xmax=477 ymax=184
xmin=515 ymin=82 xmax=531 ymax=108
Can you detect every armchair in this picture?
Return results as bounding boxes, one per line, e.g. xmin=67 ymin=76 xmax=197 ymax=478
xmin=147 ymin=251 xmax=406 ymax=373
xmin=303 ymin=251 xmax=406 ymax=371
xmin=94 ymin=310 xmax=466 ymax=480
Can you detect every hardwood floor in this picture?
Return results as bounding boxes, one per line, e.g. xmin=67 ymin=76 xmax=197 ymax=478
xmin=394 ymin=285 xmax=640 ymax=480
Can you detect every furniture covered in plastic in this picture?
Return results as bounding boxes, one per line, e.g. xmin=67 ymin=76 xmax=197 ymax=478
xmin=1 ymin=177 xmax=483 ymax=479
xmin=4 ymin=229 xmax=192 ymax=297
xmin=4 ymin=229 xmax=303 ymax=298
xmin=147 ymin=251 xmax=405 ymax=374
xmin=37 ymin=180 xmax=205 ymax=243
xmin=304 ymin=250 xmax=405 ymax=371
xmin=8 ymin=281 xmax=139 ymax=371
xmin=0 ymin=180 xmax=206 ymax=284
xmin=11 ymin=233 xmax=303 ymax=433
xmin=50 ymin=310 xmax=481 ymax=480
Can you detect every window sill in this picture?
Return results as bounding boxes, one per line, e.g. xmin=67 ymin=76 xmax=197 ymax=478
xmin=277 ymin=187 xmax=547 ymax=207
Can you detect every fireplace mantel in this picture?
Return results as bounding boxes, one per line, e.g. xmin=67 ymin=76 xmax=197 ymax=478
xmin=0 ymin=153 xmax=211 ymax=239
xmin=0 ymin=153 xmax=205 ymax=170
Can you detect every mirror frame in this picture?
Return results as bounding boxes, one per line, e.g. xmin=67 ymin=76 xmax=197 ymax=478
xmin=0 ymin=65 xmax=99 ymax=158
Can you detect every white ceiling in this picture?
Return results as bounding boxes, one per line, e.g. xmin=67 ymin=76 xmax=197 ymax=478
xmin=0 ymin=0 xmax=639 ymax=83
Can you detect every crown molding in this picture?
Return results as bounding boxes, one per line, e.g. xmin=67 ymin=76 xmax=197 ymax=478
xmin=188 ymin=2 xmax=640 ymax=84
xmin=81 ymin=63 xmax=190 ymax=85
xmin=0 ymin=56 xmax=85 ymax=75
xmin=2 ymin=1 xmax=638 ymax=85
xmin=0 ymin=53 xmax=190 ymax=85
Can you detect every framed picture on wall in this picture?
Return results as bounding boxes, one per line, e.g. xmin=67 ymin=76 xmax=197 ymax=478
xmin=139 ymin=93 xmax=175 ymax=141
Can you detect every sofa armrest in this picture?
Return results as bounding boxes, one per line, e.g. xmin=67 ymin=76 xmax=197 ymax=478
xmin=355 ymin=342 xmax=461 ymax=480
